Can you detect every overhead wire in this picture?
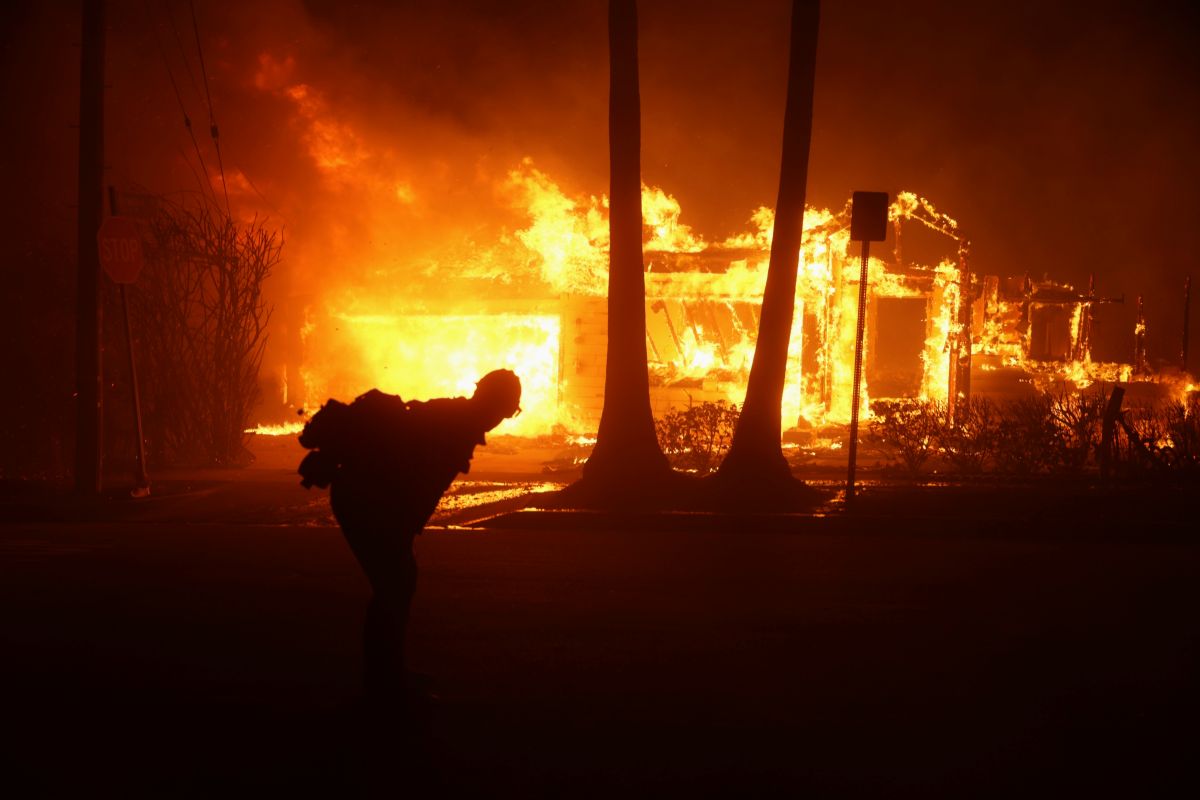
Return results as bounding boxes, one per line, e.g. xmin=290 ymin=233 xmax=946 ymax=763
xmin=233 ymin=166 xmax=287 ymax=226
xmin=164 ymin=1 xmax=204 ymax=102
xmin=149 ymin=1 xmax=284 ymax=225
xmin=143 ymin=0 xmax=218 ymax=205
xmin=175 ymin=144 xmax=214 ymax=202
xmin=187 ymin=0 xmax=232 ymax=218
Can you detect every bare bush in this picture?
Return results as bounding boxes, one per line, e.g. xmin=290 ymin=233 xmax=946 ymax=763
xmin=1046 ymin=390 xmax=1107 ymax=473
xmin=132 ymin=195 xmax=280 ymax=466
xmin=867 ymin=399 xmax=945 ymax=478
xmin=989 ymin=395 xmax=1064 ymax=475
xmin=1112 ymin=404 xmax=1171 ymax=476
xmin=855 ymin=387 xmax=1199 ymax=482
xmin=937 ymin=398 xmax=1000 ymax=474
xmin=655 ymin=400 xmax=739 ymax=473
xmin=1162 ymin=396 xmax=1200 ymax=475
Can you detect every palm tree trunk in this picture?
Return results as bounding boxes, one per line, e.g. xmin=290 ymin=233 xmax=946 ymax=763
xmin=715 ymin=0 xmax=820 ymax=488
xmin=580 ymin=0 xmax=672 ymax=490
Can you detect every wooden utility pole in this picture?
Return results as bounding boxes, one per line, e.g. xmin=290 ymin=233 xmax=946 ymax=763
xmin=1182 ymin=275 xmax=1191 ymax=373
xmin=1133 ymin=295 xmax=1148 ymax=375
xmin=75 ymin=0 xmax=106 ymax=495
xmin=957 ymin=243 xmax=972 ymax=408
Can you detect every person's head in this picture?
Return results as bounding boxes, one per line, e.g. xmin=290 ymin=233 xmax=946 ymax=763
xmin=471 ymin=369 xmax=522 ymax=430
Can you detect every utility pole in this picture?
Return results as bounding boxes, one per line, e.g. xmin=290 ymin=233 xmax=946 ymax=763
xmin=75 ymin=0 xmax=106 ymax=495
xmin=1182 ymin=275 xmax=1191 ymax=373
xmin=956 ymin=242 xmax=972 ymax=415
xmin=1133 ymin=295 xmax=1148 ymax=375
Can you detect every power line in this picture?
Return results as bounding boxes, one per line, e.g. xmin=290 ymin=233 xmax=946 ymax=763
xmin=143 ymin=0 xmax=218 ymax=205
xmin=188 ymin=0 xmax=231 ymax=218
xmin=231 ymin=161 xmax=287 ymax=225
xmin=164 ymin=2 xmax=204 ymax=118
xmin=176 ymin=144 xmax=215 ymax=202
xmin=150 ymin=1 xmax=280 ymax=225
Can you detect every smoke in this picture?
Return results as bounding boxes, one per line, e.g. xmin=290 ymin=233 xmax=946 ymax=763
xmin=6 ymin=0 xmax=1199 ymax=371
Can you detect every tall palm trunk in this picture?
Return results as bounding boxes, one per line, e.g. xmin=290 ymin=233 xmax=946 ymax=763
xmin=580 ymin=0 xmax=672 ymax=491
xmin=715 ymin=0 xmax=820 ymax=488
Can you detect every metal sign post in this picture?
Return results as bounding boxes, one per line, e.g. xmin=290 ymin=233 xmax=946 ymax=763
xmin=846 ymin=191 xmax=889 ymax=504
xmin=99 ymin=187 xmax=150 ymax=497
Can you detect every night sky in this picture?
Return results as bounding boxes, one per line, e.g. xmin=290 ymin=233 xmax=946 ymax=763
xmin=4 ymin=0 xmax=1199 ymax=361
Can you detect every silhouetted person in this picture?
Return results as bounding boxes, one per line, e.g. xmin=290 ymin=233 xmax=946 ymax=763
xmin=298 ymin=370 xmax=522 ymax=707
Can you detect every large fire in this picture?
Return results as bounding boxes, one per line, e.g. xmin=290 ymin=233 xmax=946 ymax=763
xmin=250 ymin=161 xmax=1190 ymax=440
xmin=246 ymin=57 xmax=1191 ymax=440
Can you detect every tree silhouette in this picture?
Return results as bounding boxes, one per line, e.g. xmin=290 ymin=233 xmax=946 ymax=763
xmin=714 ymin=0 xmax=820 ymax=495
xmin=561 ymin=0 xmax=676 ymax=506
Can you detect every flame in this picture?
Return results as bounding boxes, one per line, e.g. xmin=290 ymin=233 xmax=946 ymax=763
xmin=921 ymin=259 xmax=961 ymax=402
xmin=251 ymin=146 xmax=1190 ymax=442
xmin=246 ymin=421 xmax=305 ymax=436
xmin=507 ymin=163 xmax=609 ymax=295
xmin=306 ymin=313 xmax=561 ymax=438
xmin=643 ymin=186 xmax=706 ymax=253
xmin=243 ymin=51 xmax=1196 ymax=449
xmin=271 ymin=165 xmax=958 ymax=436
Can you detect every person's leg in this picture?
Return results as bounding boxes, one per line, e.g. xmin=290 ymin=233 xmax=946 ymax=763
xmin=332 ymin=485 xmax=425 ymax=702
xmin=361 ymin=593 xmax=396 ymax=700
xmin=364 ymin=537 xmax=416 ymax=700
xmin=332 ymin=488 xmax=392 ymax=699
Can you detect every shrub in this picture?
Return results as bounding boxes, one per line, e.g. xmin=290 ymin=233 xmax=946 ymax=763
xmin=989 ymin=395 xmax=1065 ymax=475
xmin=867 ymin=399 xmax=945 ymax=478
xmin=937 ymin=398 xmax=1000 ymax=474
xmin=655 ymin=400 xmax=739 ymax=473
xmin=1113 ymin=403 xmax=1173 ymax=476
xmin=1162 ymin=395 xmax=1200 ymax=475
xmin=133 ymin=195 xmax=281 ymax=466
xmin=855 ymin=387 xmax=1198 ymax=482
xmin=1046 ymin=390 xmax=1107 ymax=473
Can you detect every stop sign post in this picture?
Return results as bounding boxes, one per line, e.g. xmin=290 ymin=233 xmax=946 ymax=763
xmin=97 ymin=216 xmax=143 ymax=284
xmin=98 ymin=199 xmax=150 ymax=495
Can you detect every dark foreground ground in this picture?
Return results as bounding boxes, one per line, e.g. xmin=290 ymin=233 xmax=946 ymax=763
xmin=3 ymin=484 xmax=1198 ymax=798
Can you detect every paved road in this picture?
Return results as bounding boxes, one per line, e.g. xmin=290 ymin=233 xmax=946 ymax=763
xmin=3 ymin=519 xmax=1197 ymax=796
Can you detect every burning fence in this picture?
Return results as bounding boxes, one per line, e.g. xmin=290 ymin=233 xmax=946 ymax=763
xmin=258 ymin=162 xmax=1193 ymax=439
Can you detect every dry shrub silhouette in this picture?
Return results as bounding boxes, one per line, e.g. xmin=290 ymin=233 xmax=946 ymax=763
xmin=937 ymin=398 xmax=1000 ymax=474
xmin=655 ymin=400 xmax=739 ymax=473
xmin=132 ymin=195 xmax=281 ymax=466
xmin=866 ymin=389 xmax=1198 ymax=481
xmin=867 ymin=399 xmax=944 ymax=478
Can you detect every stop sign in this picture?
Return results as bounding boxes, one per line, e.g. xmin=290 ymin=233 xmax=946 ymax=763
xmin=97 ymin=216 xmax=144 ymax=284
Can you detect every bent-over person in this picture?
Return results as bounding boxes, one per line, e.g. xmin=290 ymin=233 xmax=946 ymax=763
xmin=298 ymin=369 xmax=522 ymax=706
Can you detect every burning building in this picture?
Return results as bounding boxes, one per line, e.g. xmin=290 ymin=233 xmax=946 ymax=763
xmin=259 ymin=163 xmax=1193 ymax=439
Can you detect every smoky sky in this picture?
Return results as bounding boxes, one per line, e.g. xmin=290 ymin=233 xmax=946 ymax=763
xmin=4 ymin=0 xmax=1199 ymax=361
